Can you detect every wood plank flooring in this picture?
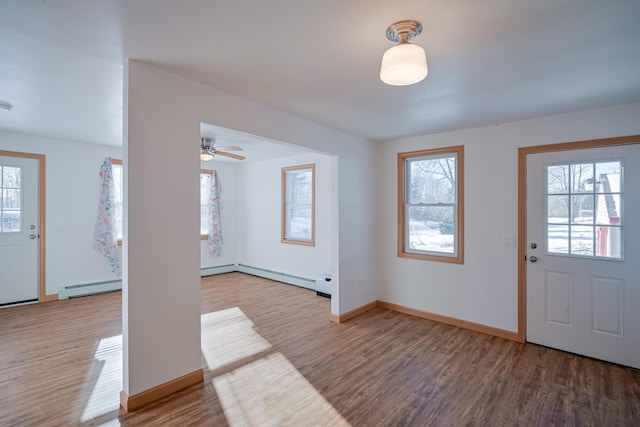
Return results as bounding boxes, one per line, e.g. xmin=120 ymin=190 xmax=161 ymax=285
xmin=1 ymin=272 xmax=639 ymax=426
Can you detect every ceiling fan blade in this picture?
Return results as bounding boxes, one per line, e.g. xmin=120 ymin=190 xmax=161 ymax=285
xmin=216 ymin=151 xmax=246 ymax=160
xmin=215 ymin=145 xmax=243 ymax=151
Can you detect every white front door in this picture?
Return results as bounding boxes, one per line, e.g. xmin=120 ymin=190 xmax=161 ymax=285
xmin=526 ymin=144 xmax=640 ymax=369
xmin=0 ymin=155 xmax=39 ymax=306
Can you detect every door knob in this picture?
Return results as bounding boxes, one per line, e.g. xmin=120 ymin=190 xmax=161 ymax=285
xmin=529 ymin=255 xmax=537 ymax=262
xmin=29 ymin=234 xmax=37 ymax=239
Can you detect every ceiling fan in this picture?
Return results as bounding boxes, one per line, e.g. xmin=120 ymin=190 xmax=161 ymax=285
xmin=200 ymin=137 xmax=246 ymax=161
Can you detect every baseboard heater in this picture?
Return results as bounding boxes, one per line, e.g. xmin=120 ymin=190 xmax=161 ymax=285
xmin=201 ymin=263 xmax=237 ymax=277
xmin=237 ymin=264 xmax=315 ymax=290
xmin=58 ymin=280 xmax=122 ymax=300
xmin=57 ymin=263 xmax=314 ymax=300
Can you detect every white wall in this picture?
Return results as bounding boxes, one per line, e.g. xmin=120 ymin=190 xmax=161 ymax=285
xmin=376 ymin=103 xmax=640 ymax=333
xmin=0 ymin=131 xmax=123 ymax=295
xmin=123 ymin=60 xmax=376 ymax=396
xmin=237 ymin=153 xmax=332 ymax=282
xmin=200 ymin=159 xmax=239 ymax=269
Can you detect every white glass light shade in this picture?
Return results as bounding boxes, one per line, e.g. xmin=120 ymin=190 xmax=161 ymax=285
xmin=200 ymin=152 xmax=213 ymax=161
xmin=380 ymin=43 xmax=428 ymax=86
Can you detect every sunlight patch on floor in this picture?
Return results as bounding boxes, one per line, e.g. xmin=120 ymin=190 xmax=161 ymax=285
xmin=214 ymin=352 xmax=351 ymax=427
xmin=201 ymin=307 xmax=272 ymax=371
xmin=80 ymin=334 xmax=122 ymax=422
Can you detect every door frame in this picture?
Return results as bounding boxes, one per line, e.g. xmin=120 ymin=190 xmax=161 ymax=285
xmin=0 ymin=149 xmax=52 ymax=302
xmin=516 ymin=135 xmax=640 ymax=342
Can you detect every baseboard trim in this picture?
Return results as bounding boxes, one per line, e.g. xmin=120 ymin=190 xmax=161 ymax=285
xmin=377 ymin=301 xmax=520 ymax=342
xmin=40 ymin=294 xmax=58 ymax=303
xmin=330 ymin=301 xmax=378 ymax=323
xmin=120 ymin=369 xmax=204 ymax=412
xmin=331 ymin=299 xmax=518 ymax=342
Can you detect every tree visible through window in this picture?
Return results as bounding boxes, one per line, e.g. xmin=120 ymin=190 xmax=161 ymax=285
xmin=282 ymin=164 xmax=315 ymax=246
xmin=398 ymin=146 xmax=464 ymax=263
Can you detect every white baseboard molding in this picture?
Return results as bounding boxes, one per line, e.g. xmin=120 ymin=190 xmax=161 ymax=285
xmin=237 ymin=264 xmax=315 ymax=290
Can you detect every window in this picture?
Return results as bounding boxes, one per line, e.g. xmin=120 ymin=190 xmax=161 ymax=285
xmin=282 ymin=164 xmax=315 ymax=246
xmin=398 ymin=146 xmax=464 ymax=263
xmin=200 ymin=169 xmax=213 ymax=239
xmin=0 ymin=165 xmax=22 ymax=233
xmin=110 ymin=161 xmax=213 ymax=243
xmin=546 ymin=159 xmax=623 ymax=259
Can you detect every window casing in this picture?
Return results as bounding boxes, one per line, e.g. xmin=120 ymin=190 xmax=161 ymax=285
xmin=282 ymin=164 xmax=315 ymax=246
xmin=398 ymin=146 xmax=464 ymax=264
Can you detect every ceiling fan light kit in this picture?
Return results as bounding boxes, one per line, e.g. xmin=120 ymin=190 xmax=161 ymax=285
xmin=380 ymin=20 xmax=428 ymax=86
xmin=200 ymin=137 xmax=246 ymax=161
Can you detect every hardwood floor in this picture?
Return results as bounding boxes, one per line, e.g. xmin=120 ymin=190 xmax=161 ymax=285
xmin=1 ymin=272 xmax=639 ymax=426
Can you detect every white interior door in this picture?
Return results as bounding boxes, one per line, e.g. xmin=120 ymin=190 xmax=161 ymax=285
xmin=526 ymin=144 xmax=640 ymax=369
xmin=0 ymin=155 xmax=39 ymax=306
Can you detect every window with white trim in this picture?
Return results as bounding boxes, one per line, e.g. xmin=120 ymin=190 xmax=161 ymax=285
xmin=0 ymin=165 xmax=22 ymax=233
xmin=398 ymin=146 xmax=464 ymax=263
xmin=282 ymin=164 xmax=315 ymax=246
xmin=545 ymin=159 xmax=623 ymax=259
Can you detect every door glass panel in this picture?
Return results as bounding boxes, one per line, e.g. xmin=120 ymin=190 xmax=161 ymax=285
xmin=571 ymin=163 xmax=593 ymax=193
xmin=545 ymin=160 xmax=622 ymax=260
xmin=547 ymin=224 xmax=569 ymax=254
xmin=0 ymin=166 xmax=22 ymax=233
xmin=570 ymin=225 xmax=594 ymax=255
xmin=547 ymin=165 xmax=568 ymax=194
xmin=547 ymin=195 xmax=569 ymax=224
xmin=571 ymin=194 xmax=593 ymax=224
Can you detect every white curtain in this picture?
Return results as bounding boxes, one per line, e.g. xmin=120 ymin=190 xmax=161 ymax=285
xmin=209 ymin=170 xmax=223 ymax=256
xmin=93 ymin=157 xmax=121 ymax=276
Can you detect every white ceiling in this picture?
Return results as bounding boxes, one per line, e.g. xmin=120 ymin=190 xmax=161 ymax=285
xmin=1 ymin=1 xmax=639 ymax=154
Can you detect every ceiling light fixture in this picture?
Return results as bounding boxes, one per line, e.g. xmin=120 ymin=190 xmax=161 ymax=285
xmin=380 ymin=20 xmax=428 ymax=86
xmin=201 ymin=140 xmax=214 ymax=161
xmin=0 ymin=101 xmax=13 ymax=111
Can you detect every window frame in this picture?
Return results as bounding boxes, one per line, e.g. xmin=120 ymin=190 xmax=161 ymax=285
xmin=281 ymin=163 xmax=315 ymax=246
xmin=397 ymin=145 xmax=464 ymax=264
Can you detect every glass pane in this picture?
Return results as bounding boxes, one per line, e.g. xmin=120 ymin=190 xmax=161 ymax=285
xmin=595 ymin=161 xmax=621 ymax=193
xmin=200 ymin=173 xmax=212 ymax=205
xmin=571 ymin=163 xmax=593 ymax=193
xmin=595 ymin=194 xmax=621 ymax=225
xmin=547 ymin=195 xmax=569 ymax=224
xmin=287 ymin=206 xmax=312 ymax=240
xmin=287 ymin=170 xmax=312 ymax=204
xmin=547 ymin=224 xmax=569 ymax=254
xmin=2 ymin=167 xmax=21 ymax=188
xmin=595 ymin=226 xmax=622 ymax=258
xmin=3 ymin=189 xmax=20 ymax=209
xmin=407 ymin=205 xmax=454 ymax=253
xmin=409 ymin=156 xmax=456 ymax=204
xmin=547 ymin=165 xmax=568 ymax=194
xmin=2 ymin=211 xmax=21 ymax=232
xmin=200 ymin=206 xmax=210 ymax=235
xmin=112 ymin=165 xmax=123 ymax=240
xmin=570 ymin=225 xmax=594 ymax=256
xmin=570 ymin=194 xmax=593 ymax=224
